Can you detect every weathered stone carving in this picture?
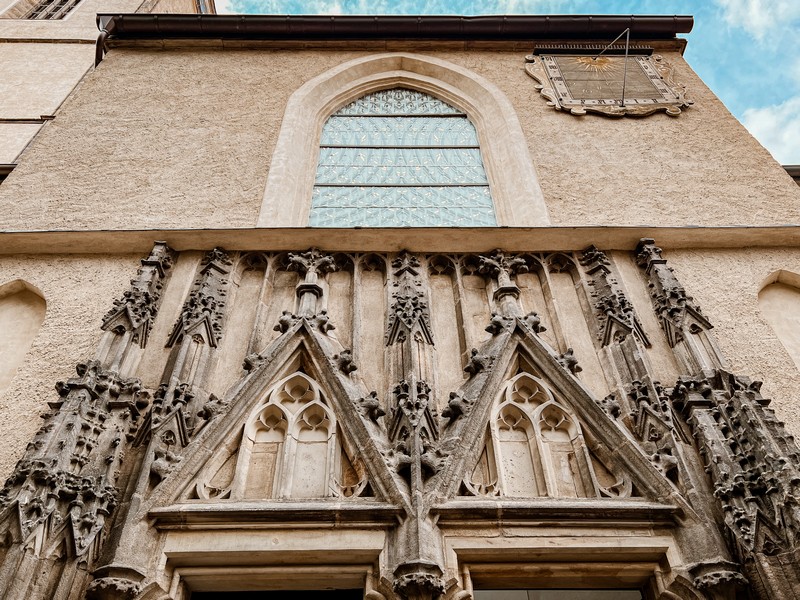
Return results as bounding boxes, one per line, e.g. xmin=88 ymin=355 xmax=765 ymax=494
xmin=635 ymin=239 xmax=712 ymax=348
xmin=596 ymin=393 xmax=621 ymax=417
xmin=0 ymin=361 xmax=144 ymax=569
xmin=464 ymin=348 xmax=493 ymax=376
xmin=309 ymin=309 xmax=336 ymax=334
xmin=150 ymin=446 xmax=182 ymax=484
xmin=288 ymin=248 xmax=337 ymax=316
xmin=387 ymin=252 xmax=434 ymax=346
xmin=688 ymin=559 xmax=749 ymax=594
xmin=478 ymin=250 xmax=528 ymax=283
xmin=334 ymin=349 xmax=358 ymax=374
xmin=488 ymin=371 xmax=610 ymax=498
xmin=668 ymin=368 xmax=800 ymax=595
xmin=5 ymin=246 xmax=793 ymax=600
xmin=288 ymin=247 xmax=337 ymax=278
xmin=274 ymin=309 xmax=299 ymax=333
xmin=274 ymin=310 xmax=335 ymax=336
xmin=485 ymin=312 xmax=514 ymax=335
xmin=101 ymin=241 xmax=174 ymax=349
xmin=387 ymin=379 xmax=443 ymax=485
xmin=441 ymin=391 xmax=472 ymax=426
xmin=673 ymin=371 xmax=800 ymax=551
xmin=521 ymin=311 xmax=547 ymax=334
xmin=166 ymin=247 xmax=232 ymax=348
xmin=629 ymin=379 xmax=673 ymax=429
xmin=556 ymin=348 xmax=582 ymax=374
xmin=85 ymin=577 xmax=142 ymax=600
xmin=393 ymin=561 xmax=446 ymax=600
xmin=478 ymin=249 xmax=528 ymax=306
xmin=242 ymin=352 xmax=265 ymax=372
xmin=580 ymin=245 xmax=650 ymax=347
xmin=357 ymin=391 xmax=386 ymax=423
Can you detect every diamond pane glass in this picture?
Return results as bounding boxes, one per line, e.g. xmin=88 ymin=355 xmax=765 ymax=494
xmin=310 ymin=87 xmax=496 ymax=227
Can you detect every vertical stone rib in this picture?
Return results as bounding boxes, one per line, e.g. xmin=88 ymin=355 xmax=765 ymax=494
xmin=635 ymin=238 xmax=725 ymax=374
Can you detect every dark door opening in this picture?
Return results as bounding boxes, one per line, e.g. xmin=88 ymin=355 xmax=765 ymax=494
xmin=191 ymin=590 xmax=363 ymax=599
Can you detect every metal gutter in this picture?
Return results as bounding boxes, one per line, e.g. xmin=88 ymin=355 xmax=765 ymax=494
xmin=95 ymin=13 xmax=693 ymax=41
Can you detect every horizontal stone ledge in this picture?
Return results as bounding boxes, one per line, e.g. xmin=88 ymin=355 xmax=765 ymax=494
xmin=433 ymin=498 xmax=681 ymax=525
xmin=3 ymin=225 xmax=800 ymax=254
xmin=150 ymin=501 xmax=404 ymax=529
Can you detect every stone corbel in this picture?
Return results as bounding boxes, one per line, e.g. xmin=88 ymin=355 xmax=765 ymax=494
xmin=688 ymin=560 xmax=748 ymax=600
xmin=393 ymin=560 xmax=447 ymax=600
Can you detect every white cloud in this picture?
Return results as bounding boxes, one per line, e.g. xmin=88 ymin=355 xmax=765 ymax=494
xmin=215 ymin=0 xmax=588 ymax=15
xmin=741 ymin=96 xmax=800 ymax=164
xmin=714 ymin=0 xmax=800 ymax=41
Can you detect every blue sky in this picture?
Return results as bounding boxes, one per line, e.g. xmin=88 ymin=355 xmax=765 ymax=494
xmin=216 ymin=0 xmax=800 ymax=165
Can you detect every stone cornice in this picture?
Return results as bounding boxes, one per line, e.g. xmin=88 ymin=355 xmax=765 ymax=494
xmin=3 ymin=225 xmax=800 ymax=255
xmin=150 ymin=501 xmax=404 ymax=529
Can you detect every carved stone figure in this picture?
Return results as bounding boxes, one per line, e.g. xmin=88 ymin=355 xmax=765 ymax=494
xmin=557 ymin=348 xmax=582 ymax=374
xmin=521 ymin=311 xmax=547 ymax=333
xmin=358 ymin=391 xmax=386 ymax=423
xmin=464 ymin=348 xmax=493 ymax=376
xmin=485 ymin=312 xmax=514 ymax=335
xmin=335 ymin=349 xmax=358 ymax=374
xmin=441 ymin=392 xmax=472 ymax=426
xmin=274 ymin=309 xmax=299 ymax=333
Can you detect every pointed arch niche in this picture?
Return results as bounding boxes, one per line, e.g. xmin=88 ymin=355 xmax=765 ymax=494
xmin=465 ymin=363 xmax=631 ymax=500
xmin=0 ymin=279 xmax=46 ymax=397
xmin=193 ymin=370 xmax=370 ymax=501
xmin=258 ymin=53 xmax=549 ymax=228
xmin=759 ymin=270 xmax=800 ymax=371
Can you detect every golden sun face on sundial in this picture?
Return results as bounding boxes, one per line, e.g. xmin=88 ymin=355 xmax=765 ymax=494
xmin=574 ymin=55 xmax=618 ymax=74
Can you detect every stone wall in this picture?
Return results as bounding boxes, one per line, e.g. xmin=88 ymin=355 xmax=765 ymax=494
xmin=0 ymin=46 xmax=797 ymax=230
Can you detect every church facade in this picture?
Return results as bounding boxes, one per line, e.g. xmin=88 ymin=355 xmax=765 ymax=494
xmin=1 ymin=7 xmax=800 ymax=600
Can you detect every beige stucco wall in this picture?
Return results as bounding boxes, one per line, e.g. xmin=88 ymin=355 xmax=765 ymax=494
xmin=0 ymin=44 xmax=94 ymax=118
xmin=0 ymin=254 xmax=140 ymax=480
xmin=0 ymin=0 xmax=144 ymax=40
xmin=0 ymin=0 xmax=144 ymax=169
xmin=0 ymin=45 xmax=797 ymax=231
xmin=0 ymin=123 xmax=40 ymax=163
xmin=144 ymin=0 xmax=200 ymax=12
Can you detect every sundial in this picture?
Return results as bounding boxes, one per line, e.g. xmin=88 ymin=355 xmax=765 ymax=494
xmin=525 ymin=42 xmax=693 ymax=117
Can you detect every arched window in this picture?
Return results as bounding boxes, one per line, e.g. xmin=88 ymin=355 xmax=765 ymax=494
xmin=309 ymin=88 xmax=496 ymax=227
xmin=259 ymin=53 xmax=548 ymax=227
xmin=0 ymin=280 xmax=46 ymax=396
xmin=759 ymin=270 xmax=800 ymax=371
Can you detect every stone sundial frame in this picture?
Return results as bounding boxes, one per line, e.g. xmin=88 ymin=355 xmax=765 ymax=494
xmin=525 ymin=46 xmax=693 ymax=118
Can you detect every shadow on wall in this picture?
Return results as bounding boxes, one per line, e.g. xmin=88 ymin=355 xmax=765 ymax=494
xmin=0 ymin=279 xmax=46 ymax=397
xmin=758 ymin=270 xmax=800 ymax=372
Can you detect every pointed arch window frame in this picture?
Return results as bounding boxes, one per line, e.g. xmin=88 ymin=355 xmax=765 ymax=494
xmin=258 ymin=53 xmax=549 ymax=228
xmin=310 ymin=87 xmax=497 ymax=227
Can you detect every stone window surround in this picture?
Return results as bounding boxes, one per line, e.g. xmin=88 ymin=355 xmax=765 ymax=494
xmin=0 ymin=0 xmax=81 ymax=19
xmin=258 ymin=52 xmax=550 ymax=228
xmin=149 ymin=528 xmax=385 ymax=599
xmin=447 ymin=536 xmax=696 ymax=600
xmin=144 ymin=532 xmax=684 ymax=599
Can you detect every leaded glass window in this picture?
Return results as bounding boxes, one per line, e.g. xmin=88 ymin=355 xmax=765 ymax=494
xmin=309 ymin=88 xmax=497 ymax=227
